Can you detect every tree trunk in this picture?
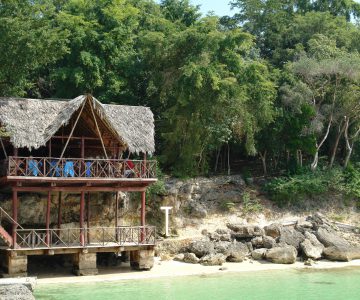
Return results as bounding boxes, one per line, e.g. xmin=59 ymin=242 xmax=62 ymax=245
xmin=227 ymin=143 xmax=230 ymax=176
xmin=214 ymin=147 xmax=221 ymax=173
xmin=329 ymin=121 xmax=345 ymax=168
xmin=259 ymin=150 xmax=267 ymax=177
xmin=311 ymin=151 xmax=319 ymax=171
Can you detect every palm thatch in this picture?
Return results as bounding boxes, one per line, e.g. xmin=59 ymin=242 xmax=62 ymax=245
xmin=0 ymin=95 xmax=155 ymax=154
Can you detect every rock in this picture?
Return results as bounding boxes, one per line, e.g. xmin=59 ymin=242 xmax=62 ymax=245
xmin=252 ymin=248 xmax=267 ymax=260
xmin=265 ymin=245 xmax=297 ymax=264
xmin=316 ymin=227 xmax=350 ymax=248
xmin=279 ymin=227 xmax=305 ymax=250
xmin=187 ymin=200 xmax=207 ymax=218
xmin=200 ymin=253 xmax=226 ymax=266
xmin=188 ymin=240 xmax=214 ymax=258
xmin=263 ymin=236 xmax=276 ymax=249
xmin=173 ymin=253 xmax=184 ymax=262
xmin=209 ymin=231 xmax=231 ymax=242
xmin=216 ymin=228 xmax=230 ymax=235
xmin=300 ymin=239 xmax=323 ymax=260
xmin=0 ymin=284 xmax=35 ymax=300
xmin=183 ymin=253 xmax=200 ymax=264
xmin=251 ymin=236 xmax=263 ymax=248
xmin=219 ymin=266 xmax=228 ymax=271
xmin=306 ymin=213 xmax=333 ymax=230
xmin=228 ymin=225 xmax=264 ymax=238
xmin=304 ymin=258 xmax=315 ymax=266
xmin=264 ymin=223 xmax=282 ymax=239
xmin=295 ymin=219 xmax=313 ymax=233
xmin=226 ymin=242 xmax=249 ymax=262
xmin=214 ymin=241 xmax=231 ymax=254
xmin=323 ymin=246 xmax=360 ymax=262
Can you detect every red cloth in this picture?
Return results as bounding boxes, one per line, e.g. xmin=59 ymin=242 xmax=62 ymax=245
xmin=127 ymin=160 xmax=135 ymax=169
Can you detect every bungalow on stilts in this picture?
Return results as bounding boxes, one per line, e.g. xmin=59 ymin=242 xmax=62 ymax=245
xmin=0 ymin=94 xmax=157 ymax=276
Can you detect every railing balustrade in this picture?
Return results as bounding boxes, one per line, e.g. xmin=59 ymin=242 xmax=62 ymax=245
xmin=1 ymin=156 xmax=157 ymax=179
xmin=15 ymin=226 xmax=156 ymax=249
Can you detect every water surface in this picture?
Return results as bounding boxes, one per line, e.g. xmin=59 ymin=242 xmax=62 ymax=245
xmin=35 ymin=267 xmax=360 ymax=300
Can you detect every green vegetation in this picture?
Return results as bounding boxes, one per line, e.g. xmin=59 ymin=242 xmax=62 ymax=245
xmin=266 ymin=165 xmax=360 ymax=207
xmin=1 ymin=0 xmax=360 ymax=181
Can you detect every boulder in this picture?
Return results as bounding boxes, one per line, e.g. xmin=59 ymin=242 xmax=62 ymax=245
xmin=295 ymin=219 xmax=313 ymax=233
xmin=188 ymin=240 xmax=214 ymax=258
xmin=263 ymin=236 xmax=276 ymax=249
xmin=323 ymin=246 xmax=360 ymax=262
xmin=209 ymin=231 xmax=231 ymax=242
xmin=200 ymin=253 xmax=226 ymax=266
xmin=226 ymin=242 xmax=249 ymax=262
xmin=216 ymin=228 xmax=231 ymax=235
xmin=264 ymin=223 xmax=282 ymax=239
xmin=187 ymin=200 xmax=207 ymax=218
xmin=228 ymin=225 xmax=264 ymax=239
xmin=306 ymin=213 xmax=333 ymax=230
xmin=173 ymin=253 xmax=184 ymax=262
xmin=279 ymin=227 xmax=305 ymax=250
xmin=214 ymin=241 xmax=231 ymax=255
xmin=0 ymin=284 xmax=34 ymax=300
xmin=300 ymin=239 xmax=323 ymax=260
xmin=315 ymin=227 xmax=350 ymax=248
xmin=183 ymin=253 xmax=200 ymax=264
xmin=251 ymin=236 xmax=264 ymax=248
xmin=265 ymin=245 xmax=297 ymax=264
xmin=252 ymin=248 xmax=267 ymax=260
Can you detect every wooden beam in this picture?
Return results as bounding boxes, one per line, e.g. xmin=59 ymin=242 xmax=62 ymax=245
xmin=46 ymin=191 xmax=51 ymax=245
xmin=141 ymin=191 xmax=146 ymax=226
xmin=12 ymin=189 xmax=18 ymax=248
xmin=115 ymin=192 xmax=119 ymax=241
xmin=80 ymin=191 xmax=85 ymax=246
xmin=13 ymin=186 xmax=147 ymax=192
xmin=57 ymin=192 xmax=62 ymax=232
xmin=87 ymin=192 xmax=90 ymax=244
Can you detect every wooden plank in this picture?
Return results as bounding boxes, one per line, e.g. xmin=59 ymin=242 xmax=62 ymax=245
xmin=12 ymin=186 xmax=148 ymax=192
xmin=12 ymin=190 xmax=17 ymax=248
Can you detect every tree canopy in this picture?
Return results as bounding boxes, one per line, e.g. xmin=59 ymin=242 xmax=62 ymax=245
xmin=1 ymin=0 xmax=360 ymax=176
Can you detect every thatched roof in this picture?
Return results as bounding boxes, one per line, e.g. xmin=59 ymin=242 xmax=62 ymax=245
xmin=0 ymin=95 xmax=155 ymax=154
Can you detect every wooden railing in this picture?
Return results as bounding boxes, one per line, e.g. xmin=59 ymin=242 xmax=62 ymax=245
xmin=1 ymin=156 xmax=157 ymax=179
xmin=15 ymin=226 xmax=156 ymax=249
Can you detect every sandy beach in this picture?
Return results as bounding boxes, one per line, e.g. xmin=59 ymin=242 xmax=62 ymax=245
xmin=36 ymin=259 xmax=360 ymax=285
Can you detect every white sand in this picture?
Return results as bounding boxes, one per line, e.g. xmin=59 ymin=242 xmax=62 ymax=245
xmin=36 ymin=259 xmax=360 ymax=285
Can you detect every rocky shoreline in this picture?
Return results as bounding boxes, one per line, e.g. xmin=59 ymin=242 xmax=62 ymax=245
xmin=157 ymin=213 xmax=360 ymax=266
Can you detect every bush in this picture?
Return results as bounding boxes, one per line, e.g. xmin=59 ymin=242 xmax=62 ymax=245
xmin=265 ymin=168 xmax=345 ymax=207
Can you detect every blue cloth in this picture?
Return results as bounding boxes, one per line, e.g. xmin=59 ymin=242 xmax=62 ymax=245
xmin=85 ymin=161 xmax=92 ymax=177
xmin=64 ymin=161 xmax=75 ymax=177
xmin=28 ymin=159 xmax=42 ymax=176
xmin=50 ymin=161 xmax=61 ymax=177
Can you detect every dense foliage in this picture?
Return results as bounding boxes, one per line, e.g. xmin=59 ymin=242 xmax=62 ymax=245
xmin=1 ymin=0 xmax=360 ymax=182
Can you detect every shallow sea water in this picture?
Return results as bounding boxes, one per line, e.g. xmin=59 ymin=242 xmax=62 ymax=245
xmin=34 ymin=267 xmax=360 ymax=300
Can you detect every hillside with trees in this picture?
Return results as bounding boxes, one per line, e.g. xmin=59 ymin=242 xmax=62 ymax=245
xmin=1 ymin=0 xmax=360 ymax=206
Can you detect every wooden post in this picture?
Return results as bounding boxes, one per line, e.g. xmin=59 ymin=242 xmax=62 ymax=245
xmin=80 ymin=191 xmax=85 ymax=246
xmin=46 ymin=191 xmax=51 ymax=245
xmin=81 ymin=136 xmax=85 ymax=175
xmin=57 ymin=192 xmax=62 ymax=229
xmin=86 ymin=192 xmax=90 ymax=244
xmin=49 ymin=138 xmax=52 ymax=158
xmin=141 ymin=191 xmax=146 ymax=226
xmin=12 ymin=189 xmax=18 ymax=248
xmin=115 ymin=192 xmax=119 ymax=241
xmin=140 ymin=191 xmax=146 ymax=242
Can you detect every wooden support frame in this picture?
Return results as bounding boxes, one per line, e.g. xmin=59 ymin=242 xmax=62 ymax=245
xmin=80 ymin=191 xmax=85 ymax=246
xmin=12 ymin=189 xmax=18 ymax=248
xmin=46 ymin=191 xmax=51 ymax=245
xmin=57 ymin=192 xmax=62 ymax=232
xmin=87 ymin=192 xmax=90 ymax=244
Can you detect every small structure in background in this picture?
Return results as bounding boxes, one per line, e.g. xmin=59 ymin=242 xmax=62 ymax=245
xmin=160 ymin=206 xmax=172 ymax=237
xmin=0 ymin=94 xmax=157 ymax=276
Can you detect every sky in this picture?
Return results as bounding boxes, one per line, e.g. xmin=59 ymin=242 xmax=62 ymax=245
xmin=190 ymin=0 xmax=234 ymax=16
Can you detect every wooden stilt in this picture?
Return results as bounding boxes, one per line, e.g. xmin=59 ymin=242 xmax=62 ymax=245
xmin=141 ymin=191 xmax=146 ymax=226
xmin=57 ymin=192 xmax=62 ymax=230
xmin=80 ymin=191 xmax=85 ymax=246
xmin=115 ymin=192 xmax=119 ymax=241
xmin=140 ymin=191 xmax=146 ymax=242
xmin=46 ymin=191 xmax=51 ymax=245
xmin=86 ymin=192 xmax=90 ymax=244
xmin=12 ymin=189 xmax=18 ymax=248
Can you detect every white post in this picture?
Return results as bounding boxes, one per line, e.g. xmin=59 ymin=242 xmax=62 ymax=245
xmin=160 ymin=206 xmax=172 ymax=237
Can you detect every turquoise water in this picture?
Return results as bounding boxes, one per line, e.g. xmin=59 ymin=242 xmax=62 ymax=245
xmin=35 ymin=268 xmax=360 ymax=300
